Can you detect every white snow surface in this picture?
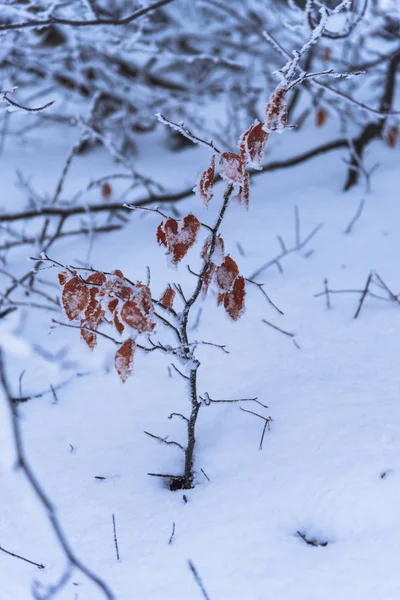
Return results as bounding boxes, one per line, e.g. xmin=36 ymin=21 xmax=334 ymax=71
xmin=1 ymin=123 xmax=400 ymax=600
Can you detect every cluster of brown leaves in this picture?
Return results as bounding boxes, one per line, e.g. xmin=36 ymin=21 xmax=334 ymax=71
xmin=59 ymin=269 xmax=156 ymax=382
xmin=157 ymin=213 xmax=201 ymax=265
xmin=195 ymin=118 xmax=272 ymax=211
xmin=201 ymin=236 xmax=246 ymax=321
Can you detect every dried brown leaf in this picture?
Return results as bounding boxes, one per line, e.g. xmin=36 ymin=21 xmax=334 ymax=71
xmin=115 ymin=338 xmax=136 ymax=383
xmin=62 ymin=276 xmax=90 ymax=321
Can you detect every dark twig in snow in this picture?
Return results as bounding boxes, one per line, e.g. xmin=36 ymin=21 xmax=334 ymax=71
xmin=168 ymin=412 xmax=189 ymax=423
xmin=262 ymin=319 xmax=296 ymax=339
xmin=239 ymin=406 xmax=273 ymax=450
xmin=201 ymin=468 xmax=210 ymax=482
xmin=200 ymin=392 xmax=268 ymax=410
xmin=245 ymin=279 xmax=284 ymax=315
xmin=188 ymin=560 xmax=211 ymax=600
xmin=112 ymin=514 xmax=120 ymax=562
xmin=315 ymin=272 xmax=400 ymax=317
xmin=168 ymin=522 xmax=176 ymax=545
xmin=144 ymin=431 xmax=185 ymax=451
xmin=373 ymin=272 xmax=400 ymax=304
xmin=354 ymin=272 xmax=373 ymax=319
xmin=297 ymin=530 xmax=328 ymax=547
xmin=324 ymin=278 xmax=331 ymax=310
xmin=0 ymin=544 xmax=45 ymax=570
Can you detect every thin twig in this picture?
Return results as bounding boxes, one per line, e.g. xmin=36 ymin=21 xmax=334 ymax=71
xmin=354 ymin=272 xmax=373 ymax=319
xmin=262 ymin=319 xmax=296 ymax=338
xmin=0 ymin=544 xmax=45 ymax=570
xmin=168 ymin=522 xmax=176 ymax=545
xmin=324 ymin=278 xmax=331 ymax=309
xmin=188 ymin=560 xmax=211 ymax=600
xmin=144 ymin=431 xmax=185 ymax=451
xmin=344 ymin=198 xmax=365 ymax=234
xmin=112 ymin=514 xmax=120 ymax=562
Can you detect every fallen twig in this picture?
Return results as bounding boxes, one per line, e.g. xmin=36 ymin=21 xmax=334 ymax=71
xmin=112 ymin=514 xmax=120 ymax=562
xmin=188 ymin=560 xmax=211 ymax=600
xmin=0 ymin=544 xmax=45 ymax=569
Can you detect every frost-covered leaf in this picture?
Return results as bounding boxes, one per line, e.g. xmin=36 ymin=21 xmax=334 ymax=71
xmin=157 ymin=214 xmax=201 ymax=265
xmin=239 ymin=120 xmax=268 ymax=170
xmin=115 ymin=338 xmax=136 ymax=383
xmin=160 ymin=285 xmax=176 ymax=309
xmin=223 ymin=275 xmax=246 ymax=320
xmin=114 ymin=312 xmax=125 ymax=335
xmin=237 ymin=172 xmax=250 ymax=209
xmin=120 ymin=284 xmax=155 ymax=333
xmin=194 ymin=154 xmax=215 ymax=206
xmin=81 ymin=293 xmax=104 ymax=349
xmin=58 ymin=271 xmax=69 ymax=286
xmin=265 ymin=85 xmax=287 ymax=133
xmin=86 ymin=272 xmax=107 ymax=286
xmin=62 ymin=277 xmax=90 ymax=321
xmin=219 ymin=152 xmax=245 ymax=183
xmin=216 ymin=256 xmax=239 ymax=292
xmin=202 ymin=262 xmax=217 ymax=297
xmin=201 ymin=234 xmax=225 ymax=265
xmin=81 ymin=322 xmax=97 ymax=350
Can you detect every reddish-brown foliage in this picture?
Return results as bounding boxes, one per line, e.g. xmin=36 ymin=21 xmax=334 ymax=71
xmin=265 ymin=85 xmax=287 ymax=133
xmin=386 ymin=125 xmax=399 ymax=148
xmin=200 ymin=234 xmax=225 ymax=262
xmin=237 ymin=172 xmax=250 ymax=209
xmin=115 ymin=338 xmax=136 ymax=383
xmin=323 ymin=47 xmax=331 ymax=61
xmin=316 ymin=108 xmax=328 ymax=127
xmin=219 ymin=152 xmax=245 ymax=184
xmin=101 ymin=182 xmax=112 ymax=200
xmin=58 ymin=271 xmax=69 ymax=286
xmin=195 ymin=154 xmax=215 ymax=206
xmin=239 ymin=120 xmax=268 ymax=170
xmin=62 ymin=276 xmax=90 ymax=321
xmin=157 ymin=213 xmax=201 ymax=264
xmin=120 ymin=285 xmax=155 ymax=333
xmin=86 ymin=272 xmax=107 ymax=285
xmin=108 ymin=298 xmax=119 ymax=313
xmin=216 ymin=256 xmax=239 ymax=292
xmin=160 ymin=285 xmax=176 ymax=309
xmin=114 ymin=312 xmax=125 ymax=335
xmin=223 ymin=275 xmax=246 ymax=321
xmin=202 ymin=262 xmax=217 ymax=297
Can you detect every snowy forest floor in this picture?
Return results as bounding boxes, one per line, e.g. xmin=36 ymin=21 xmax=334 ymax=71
xmin=1 ymin=124 xmax=400 ymax=600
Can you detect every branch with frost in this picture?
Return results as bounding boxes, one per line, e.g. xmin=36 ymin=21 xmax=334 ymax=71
xmin=0 ymin=0 xmax=175 ymax=31
xmin=1 ymin=89 xmax=55 ymax=113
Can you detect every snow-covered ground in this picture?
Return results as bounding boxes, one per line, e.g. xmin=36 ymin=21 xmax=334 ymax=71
xmin=1 ymin=123 xmax=400 ymax=599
